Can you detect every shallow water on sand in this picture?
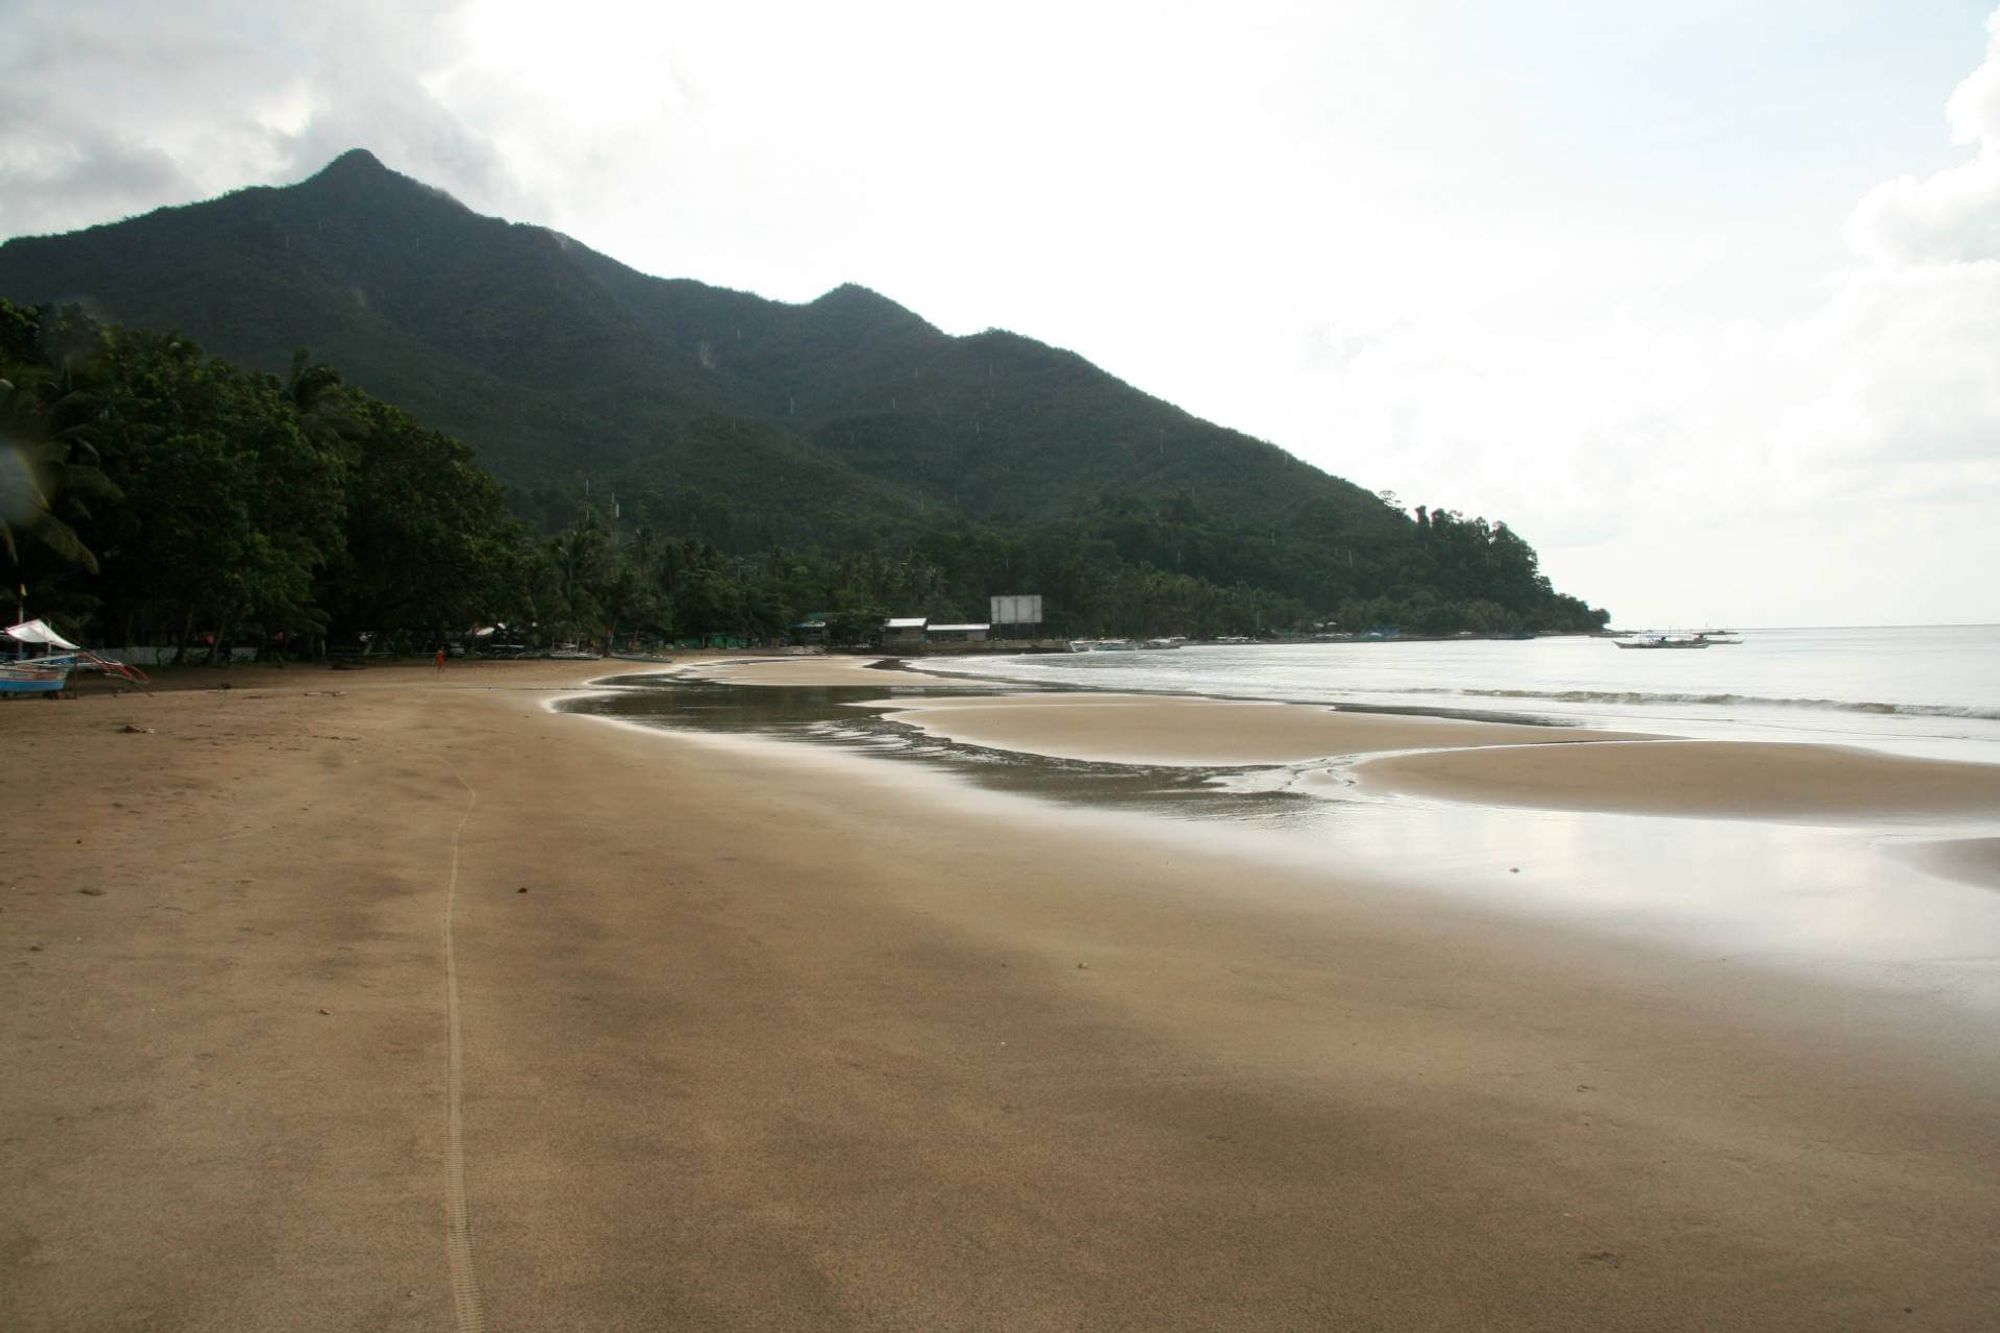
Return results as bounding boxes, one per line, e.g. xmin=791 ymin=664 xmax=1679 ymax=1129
xmin=919 ymin=625 xmax=2000 ymax=764
xmin=564 ymin=670 xmax=2000 ymax=1011
xmin=564 ymin=678 xmax=1323 ymax=826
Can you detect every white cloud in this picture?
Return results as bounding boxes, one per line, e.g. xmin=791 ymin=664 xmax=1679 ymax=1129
xmin=1844 ymin=12 xmax=2000 ymax=268
xmin=3 ymin=1 xmax=1998 ymax=625
xmin=0 ymin=2 xmax=535 ymax=238
xmin=1766 ymin=12 xmax=2000 ymax=518
xmin=1261 ymin=8 xmax=2000 ymax=626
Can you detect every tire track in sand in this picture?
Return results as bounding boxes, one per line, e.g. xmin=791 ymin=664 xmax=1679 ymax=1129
xmin=441 ymin=759 xmax=486 ymax=1332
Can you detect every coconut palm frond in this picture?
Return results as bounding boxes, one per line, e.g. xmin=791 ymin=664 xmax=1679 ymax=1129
xmin=50 ymin=461 xmax=122 ymax=503
xmin=0 ymin=442 xmax=54 ymax=511
xmin=1 ymin=423 xmax=108 ymax=574
xmin=20 ymin=511 xmax=97 ymax=573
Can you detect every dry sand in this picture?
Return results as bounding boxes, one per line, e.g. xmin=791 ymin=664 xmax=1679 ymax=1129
xmin=867 ymin=691 xmax=1648 ymax=765
xmin=4 ymin=660 xmax=1998 ymax=1331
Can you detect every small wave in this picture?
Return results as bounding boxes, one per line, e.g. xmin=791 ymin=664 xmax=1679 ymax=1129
xmin=1418 ymin=687 xmax=2000 ymax=720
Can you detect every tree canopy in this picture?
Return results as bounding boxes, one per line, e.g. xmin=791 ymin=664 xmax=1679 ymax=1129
xmin=0 ymin=149 xmax=1605 ymax=643
xmin=0 ymin=300 xmax=1607 ymax=658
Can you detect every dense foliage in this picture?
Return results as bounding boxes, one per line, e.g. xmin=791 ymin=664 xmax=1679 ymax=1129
xmin=1 ymin=302 xmax=511 ymax=656
xmin=0 ymin=150 xmax=1607 ymax=643
xmin=0 ymin=301 xmax=1605 ymax=656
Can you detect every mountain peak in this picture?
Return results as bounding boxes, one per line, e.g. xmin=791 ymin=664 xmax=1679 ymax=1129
xmin=809 ymin=283 xmax=931 ymax=333
xmin=294 ymin=148 xmax=471 ymax=219
xmin=0 ymin=153 xmax=1610 ymax=632
xmin=311 ymin=148 xmax=390 ymax=181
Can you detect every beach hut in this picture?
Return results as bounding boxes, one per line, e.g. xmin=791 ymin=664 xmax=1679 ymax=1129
xmin=881 ymin=617 xmax=928 ymax=650
xmin=926 ymin=623 xmax=991 ymax=643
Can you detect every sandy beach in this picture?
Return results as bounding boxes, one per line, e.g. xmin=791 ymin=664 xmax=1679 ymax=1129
xmin=5 ymin=659 xmax=1998 ymax=1331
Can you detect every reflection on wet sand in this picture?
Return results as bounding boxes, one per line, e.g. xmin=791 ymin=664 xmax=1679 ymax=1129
xmin=568 ymin=671 xmax=2000 ymax=1008
xmin=568 ymin=676 xmax=1321 ymax=825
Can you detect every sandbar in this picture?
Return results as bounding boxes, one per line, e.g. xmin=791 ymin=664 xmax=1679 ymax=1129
xmin=685 ymin=654 xmax=962 ymax=687
xmin=868 ymin=691 xmax=1648 ymax=765
xmin=3 ymin=661 xmax=1997 ymax=1330
xmin=1896 ymin=835 xmax=2000 ymax=889
xmin=1360 ymin=738 xmax=2000 ymax=821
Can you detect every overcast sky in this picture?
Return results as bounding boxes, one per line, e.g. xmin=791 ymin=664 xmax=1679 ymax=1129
xmin=5 ymin=1 xmax=1998 ymax=627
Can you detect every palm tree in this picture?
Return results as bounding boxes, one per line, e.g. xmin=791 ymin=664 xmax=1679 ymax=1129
xmin=284 ymin=349 xmax=367 ymax=457
xmin=0 ymin=373 xmax=119 ymax=575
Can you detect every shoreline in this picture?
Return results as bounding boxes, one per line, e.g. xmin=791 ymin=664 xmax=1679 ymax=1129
xmin=674 ymin=654 xmax=2000 ymax=823
xmin=5 ymin=660 xmax=1999 ymax=1329
xmin=589 ymin=661 xmax=2000 ymax=1000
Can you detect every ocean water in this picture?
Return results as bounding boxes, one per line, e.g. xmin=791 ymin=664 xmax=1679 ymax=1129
xmin=921 ymin=625 xmax=2000 ymax=765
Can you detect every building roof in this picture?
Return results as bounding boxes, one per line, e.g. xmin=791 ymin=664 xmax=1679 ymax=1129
xmin=927 ymin=623 xmax=991 ymax=633
xmin=882 ymin=617 xmax=928 ymax=630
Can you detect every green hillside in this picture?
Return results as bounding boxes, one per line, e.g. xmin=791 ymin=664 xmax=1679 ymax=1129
xmin=0 ymin=149 xmax=1608 ymax=635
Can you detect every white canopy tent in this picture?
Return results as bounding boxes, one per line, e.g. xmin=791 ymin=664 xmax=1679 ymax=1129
xmin=5 ymin=619 xmax=81 ymax=651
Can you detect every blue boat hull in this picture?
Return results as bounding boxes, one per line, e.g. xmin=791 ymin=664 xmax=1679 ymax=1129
xmin=0 ymin=669 xmax=69 ymax=696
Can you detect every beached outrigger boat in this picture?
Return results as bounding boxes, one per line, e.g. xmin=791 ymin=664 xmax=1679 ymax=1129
xmin=3 ymin=619 xmax=151 ymax=696
xmin=0 ymin=658 xmax=71 ymax=697
xmin=1067 ymin=638 xmax=1137 ymax=652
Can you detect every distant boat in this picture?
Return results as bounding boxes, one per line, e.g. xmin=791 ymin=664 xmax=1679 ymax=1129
xmin=1141 ymin=637 xmax=1185 ymax=650
xmin=1067 ymin=638 xmax=1137 ymax=653
xmin=1690 ymin=630 xmax=1743 ymax=645
xmin=1614 ymin=633 xmax=1712 ymax=650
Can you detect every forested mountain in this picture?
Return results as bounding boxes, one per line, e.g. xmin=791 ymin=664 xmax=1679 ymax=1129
xmin=0 ymin=150 xmax=1608 ymax=640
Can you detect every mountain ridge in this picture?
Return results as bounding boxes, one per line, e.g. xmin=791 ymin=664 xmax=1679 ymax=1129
xmin=0 ymin=149 xmax=1365 ymax=507
xmin=0 ymin=148 xmax=1607 ymax=630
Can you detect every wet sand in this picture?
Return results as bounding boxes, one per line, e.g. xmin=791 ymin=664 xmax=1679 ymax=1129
xmin=691 ymin=655 xmax=962 ymax=687
xmin=4 ymin=659 xmax=1998 ymax=1331
xmin=1897 ymin=835 xmax=2000 ymax=889
xmin=1360 ymin=738 xmax=2000 ymax=820
xmin=867 ymin=691 xmax=1649 ymax=765
xmin=853 ymin=685 xmax=2000 ymax=819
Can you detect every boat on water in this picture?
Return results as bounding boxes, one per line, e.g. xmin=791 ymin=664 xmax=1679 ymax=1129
xmin=1690 ymin=630 xmax=1743 ymax=645
xmin=1614 ymin=633 xmax=1712 ymax=650
xmin=1067 ymin=638 xmax=1137 ymax=653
